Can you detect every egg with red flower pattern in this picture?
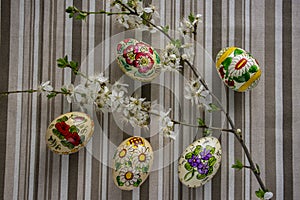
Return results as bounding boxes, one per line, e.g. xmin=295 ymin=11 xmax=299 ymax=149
xmin=116 ymin=38 xmax=161 ymax=82
xmin=46 ymin=112 xmax=94 ymax=154
xmin=112 ymin=136 xmax=153 ymax=190
xmin=215 ymin=47 xmax=261 ymax=92
xmin=178 ymin=136 xmax=222 ymax=188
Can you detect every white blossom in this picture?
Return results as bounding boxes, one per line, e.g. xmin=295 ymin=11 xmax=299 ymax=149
xmin=63 ymin=84 xmax=75 ymax=103
xmin=160 ymin=42 xmax=182 ymax=72
xmin=90 ymin=73 xmax=109 ymax=84
xmin=185 ymin=78 xmax=210 ymax=109
xmin=38 ymin=81 xmax=53 ymax=93
xmin=264 ymin=192 xmax=273 ymax=200
xmin=158 ymin=109 xmax=176 ymax=140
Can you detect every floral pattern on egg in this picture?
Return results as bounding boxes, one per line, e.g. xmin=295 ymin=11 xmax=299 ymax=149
xmin=178 ymin=136 xmax=222 ymax=188
xmin=116 ymin=38 xmax=161 ymax=82
xmin=46 ymin=112 xmax=94 ymax=155
xmin=216 ymin=47 xmax=261 ymax=92
xmin=112 ymin=136 xmax=153 ymax=190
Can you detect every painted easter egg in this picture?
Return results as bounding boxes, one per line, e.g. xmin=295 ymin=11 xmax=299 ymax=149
xmin=178 ymin=136 xmax=222 ymax=188
xmin=46 ymin=112 xmax=94 ymax=155
xmin=116 ymin=38 xmax=161 ymax=82
xmin=215 ymin=47 xmax=261 ymax=92
xmin=112 ymin=136 xmax=153 ymax=190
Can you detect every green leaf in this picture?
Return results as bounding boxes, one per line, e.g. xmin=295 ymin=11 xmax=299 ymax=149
xmin=203 ymin=129 xmax=212 ymax=136
xmin=188 ymin=13 xmax=195 ymax=23
xmin=249 ymin=65 xmax=258 ymax=73
xmin=196 ymin=173 xmax=206 ymax=180
xmin=208 ymin=156 xmax=217 ymax=167
xmin=205 ymin=145 xmax=215 ymax=154
xmin=52 ymin=129 xmax=64 ymax=140
xmin=69 ymin=125 xmax=78 ymax=133
xmin=255 ymin=188 xmax=265 ymax=199
xmin=75 ymin=12 xmax=88 ymax=20
xmin=234 ymin=48 xmax=244 ymax=56
xmin=115 ymin=162 xmax=122 ymax=171
xmin=193 ymin=145 xmax=202 ymax=155
xmin=232 ymin=160 xmax=244 ymax=170
xmin=233 ymin=72 xmax=250 ymax=83
xmin=162 ymin=25 xmax=170 ymax=33
xmin=47 ymin=92 xmax=57 ymax=99
xmin=126 ymin=160 xmax=132 ymax=167
xmin=222 ymin=57 xmax=232 ymax=69
xmin=61 ymin=140 xmax=75 ymax=149
xmin=142 ymin=166 xmax=149 ymax=173
xmin=185 ymin=152 xmax=193 ymax=159
xmin=61 ymin=87 xmax=68 ymax=94
xmin=184 ymin=162 xmax=193 ymax=171
xmin=133 ymin=179 xmax=142 ymax=187
xmin=116 ymin=176 xmax=124 ymax=186
xmin=208 ymin=103 xmax=220 ymax=112
xmin=56 ymin=116 xmax=68 ymax=122
xmin=197 ymin=118 xmax=205 ymax=126
xmin=65 ymin=6 xmax=75 ymax=13
xmin=207 ymin=166 xmax=213 ymax=175
xmin=172 ymin=39 xmax=182 ymax=48
xmin=184 ymin=170 xmax=194 ymax=181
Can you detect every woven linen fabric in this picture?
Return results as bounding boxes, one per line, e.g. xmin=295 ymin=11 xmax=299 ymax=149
xmin=0 ymin=0 xmax=299 ymax=199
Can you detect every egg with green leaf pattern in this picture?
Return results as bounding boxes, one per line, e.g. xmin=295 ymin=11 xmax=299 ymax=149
xmin=215 ymin=47 xmax=261 ymax=92
xmin=46 ymin=112 xmax=94 ymax=154
xmin=178 ymin=136 xmax=222 ymax=188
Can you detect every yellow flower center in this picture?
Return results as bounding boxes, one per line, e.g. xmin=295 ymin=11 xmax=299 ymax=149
xmin=125 ymin=171 xmax=133 ymax=180
xmin=138 ymin=153 xmax=146 ymax=162
xmin=119 ymin=149 xmax=127 ymax=158
xmin=140 ymin=57 xmax=149 ymax=66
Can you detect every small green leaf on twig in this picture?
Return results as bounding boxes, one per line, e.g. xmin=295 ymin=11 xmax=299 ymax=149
xmin=232 ymin=160 xmax=244 ymax=170
xmin=47 ymin=92 xmax=57 ymax=99
xmin=197 ymin=118 xmax=205 ymax=126
xmin=161 ymin=25 xmax=169 ymax=33
xmin=188 ymin=13 xmax=195 ymax=24
xmin=208 ymin=103 xmax=220 ymax=112
xmin=171 ymin=39 xmax=182 ymax=48
xmin=255 ymin=188 xmax=265 ymax=199
xmin=203 ymin=129 xmax=212 ymax=136
xmin=57 ymin=55 xmax=79 ymax=75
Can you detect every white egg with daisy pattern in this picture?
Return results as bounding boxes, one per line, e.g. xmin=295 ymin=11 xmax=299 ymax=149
xmin=112 ymin=136 xmax=153 ymax=190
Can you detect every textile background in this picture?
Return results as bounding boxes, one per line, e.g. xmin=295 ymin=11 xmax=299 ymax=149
xmin=0 ymin=0 xmax=299 ymax=199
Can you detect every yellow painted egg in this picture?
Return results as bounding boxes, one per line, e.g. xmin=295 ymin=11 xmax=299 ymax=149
xmin=116 ymin=38 xmax=161 ymax=82
xmin=216 ymin=47 xmax=261 ymax=92
xmin=112 ymin=136 xmax=153 ymax=190
xmin=46 ymin=112 xmax=94 ymax=154
xmin=178 ymin=136 xmax=222 ymax=188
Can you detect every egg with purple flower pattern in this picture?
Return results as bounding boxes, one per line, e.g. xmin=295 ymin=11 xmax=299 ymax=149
xmin=112 ymin=136 xmax=153 ymax=190
xmin=116 ymin=38 xmax=161 ymax=82
xmin=215 ymin=47 xmax=261 ymax=92
xmin=178 ymin=136 xmax=222 ymax=188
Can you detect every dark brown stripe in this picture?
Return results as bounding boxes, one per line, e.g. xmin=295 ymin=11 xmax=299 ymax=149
xmin=234 ymin=0 xmax=244 ymax=199
xmin=212 ymin=0 xmax=222 ymax=199
xmin=234 ymin=93 xmax=244 ymax=200
xmin=0 ymin=0 xmax=10 ymax=198
xmin=67 ymin=0 xmax=83 ymax=199
xmin=282 ymin=0 xmax=293 ymax=199
xmin=264 ymin=0 xmax=277 ymax=195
